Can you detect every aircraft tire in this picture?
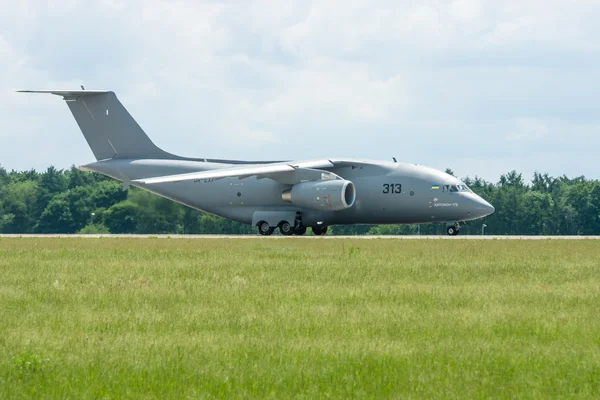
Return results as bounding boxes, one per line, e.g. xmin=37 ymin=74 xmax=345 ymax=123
xmin=447 ymin=226 xmax=458 ymax=236
xmin=294 ymin=226 xmax=307 ymax=236
xmin=279 ymin=221 xmax=295 ymax=236
xmin=312 ymin=225 xmax=328 ymax=236
xmin=258 ymin=221 xmax=275 ymax=236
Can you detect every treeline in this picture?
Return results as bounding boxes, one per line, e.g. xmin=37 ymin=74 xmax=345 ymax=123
xmin=0 ymin=166 xmax=598 ymax=235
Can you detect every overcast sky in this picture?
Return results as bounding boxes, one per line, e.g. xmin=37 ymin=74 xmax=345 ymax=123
xmin=1 ymin=0 xmax=599 ymax=182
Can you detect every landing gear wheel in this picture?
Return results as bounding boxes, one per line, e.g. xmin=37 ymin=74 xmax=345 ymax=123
xmin=312 ymin=225 xmax=328 ymax=236
xmin=258 ymin=221 xmax=274 ymax=236
xmin=294 ymin=226 xmax=307 ymax=236
xmin=279 ymin=221 xmax=295 ymax=236
xmin=446 ymin=226 xmax=459 ymax=236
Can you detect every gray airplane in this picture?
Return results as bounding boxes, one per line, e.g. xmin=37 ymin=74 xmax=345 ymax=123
xmin=20 ymin=90 xmax=494 ymax=236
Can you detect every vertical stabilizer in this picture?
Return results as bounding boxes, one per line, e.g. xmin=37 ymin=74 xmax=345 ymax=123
xmin=19 ymin=90 xmax=173 ymax=160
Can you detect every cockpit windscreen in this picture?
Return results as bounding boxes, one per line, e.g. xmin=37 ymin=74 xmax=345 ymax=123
xmin=443 ymin=184 xmax=471 ymax=193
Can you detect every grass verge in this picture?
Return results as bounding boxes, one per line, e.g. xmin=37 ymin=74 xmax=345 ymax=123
xmin=1 ymin=238 xmax=599 ymax=398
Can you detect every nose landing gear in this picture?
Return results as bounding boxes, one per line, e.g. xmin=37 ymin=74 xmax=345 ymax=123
xmin=446 ymin=222 xmax=460 ymax=236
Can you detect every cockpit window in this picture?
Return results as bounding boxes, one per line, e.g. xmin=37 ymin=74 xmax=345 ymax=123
xmin=442 ymin=184 xmax=472 ymax=193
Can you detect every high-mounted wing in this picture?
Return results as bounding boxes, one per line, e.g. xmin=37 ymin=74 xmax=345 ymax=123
xmin=133 ymin=160 xmax=338 ymax=185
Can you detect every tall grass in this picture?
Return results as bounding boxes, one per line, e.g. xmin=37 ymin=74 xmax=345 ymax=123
xmin=0 ymin=238 xmax=599 ymax=398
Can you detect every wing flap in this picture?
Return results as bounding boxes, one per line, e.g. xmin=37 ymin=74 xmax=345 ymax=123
xmin=292 ymin=160 xmax=334 ymax=169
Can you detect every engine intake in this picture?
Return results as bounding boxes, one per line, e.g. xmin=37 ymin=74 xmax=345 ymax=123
xmin=282 ymin=180 xmax=356 ymax=211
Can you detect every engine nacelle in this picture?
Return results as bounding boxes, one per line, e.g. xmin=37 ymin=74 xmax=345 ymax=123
xmin=282 ymin=180 xmax=356 ymax=211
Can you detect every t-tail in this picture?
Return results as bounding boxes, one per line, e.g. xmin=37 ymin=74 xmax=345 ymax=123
xmin=18 ymin=90 xmax=178 ymax=161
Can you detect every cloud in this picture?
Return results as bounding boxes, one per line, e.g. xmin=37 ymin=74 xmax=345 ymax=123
xmin=255 ymin=58 xmax=407 ymax=123
xmin=0 ymin=0 xmax=599 ymax=182
xmin=506 ymin=119 xmax=549 ymax=141
xmin=238 ymin=129 xmax=281 ymax=145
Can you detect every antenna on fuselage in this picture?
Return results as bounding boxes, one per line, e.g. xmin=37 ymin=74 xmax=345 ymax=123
xmin=393 ymin=157 xmax=397 ymax=162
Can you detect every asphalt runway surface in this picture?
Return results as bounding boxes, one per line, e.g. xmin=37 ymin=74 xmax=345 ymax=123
xmin=0 ymin=234 xmax=599 ymax=239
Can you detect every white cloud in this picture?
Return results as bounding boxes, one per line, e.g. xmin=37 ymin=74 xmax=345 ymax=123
xmin=506 ymin=119 xmax=549 ymax=141
xmin=255 ymin=58 xmax=407 ymax=123
xmin=0 ymin=0 xmax=599 ymax=182
xmin=238 ymin=128 xmax=281 ymax=145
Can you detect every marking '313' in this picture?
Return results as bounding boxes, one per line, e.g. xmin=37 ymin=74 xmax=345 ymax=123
xmin=383 ymin=184 xmax=402 ymax=194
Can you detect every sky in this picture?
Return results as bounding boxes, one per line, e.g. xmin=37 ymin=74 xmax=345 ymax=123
xmin=1 ymin=0 xmax=599 ymax=182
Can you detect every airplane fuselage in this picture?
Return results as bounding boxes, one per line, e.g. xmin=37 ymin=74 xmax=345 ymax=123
xmin=83 ymin=158 xmax=494 ymax=228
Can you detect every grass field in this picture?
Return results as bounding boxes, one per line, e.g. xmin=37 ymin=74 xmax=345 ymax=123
xmin=0 ymin=238 xmax=599 ymax=399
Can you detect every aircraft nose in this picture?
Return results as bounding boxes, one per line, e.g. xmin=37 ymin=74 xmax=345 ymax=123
xmin=473 ymin=195 xmax=495 ymax=217
xmin=461 ymin=193 xmax=494 ymax=220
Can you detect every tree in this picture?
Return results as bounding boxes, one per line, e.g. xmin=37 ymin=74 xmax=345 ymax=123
xmin=499 ymin=170 xmax=525 ymax=188
xmin=89 ymin=181 xmax=127 ymax=209
xmin=0 ymin=214 xmax=15 ymax=232
xmin=182 ymin=208 xmax=201 ymax=234
xmin=0 ymin=165 xmax=9 ymax=186
xmin=35 ymin=193 xmax=77 ymax=233
xmin=35 ymin=166 xmax=67 ymax=220
xmin=126 ymin=189 xmax=184 ymax=233
xmin=194 ymin=214 xmax=254 ymax=234
xmin=332 ymin=225 xmax=373 ymax=235
xmin=103 ymin=201 xmax=139 ymax=233
xmin=562 ymin=181 xmax=600 ymax=235
xmin=66 ymin=165 xmax=95 ymax=189
xmin=531 ymin=172 xmax=555 ymax=194
xmin=368 ymin=224 xmax=417 ymax=235
xmin=1 ymin=164 xmax=600 ymax=236
xmin=78 ymin=224 xmax=110 ymax=234
xmin=520 ymin=191 xmax=554 ymax=234
xmin=0 ymin=180 xmax=39 ymax=233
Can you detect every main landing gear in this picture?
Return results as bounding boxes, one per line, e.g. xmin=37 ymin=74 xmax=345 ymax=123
xmin=312 ymin=225 xmax=328 ymax=236
xmin=257 ymin=220 xmax=303 ymax=236
xmin=256 ymin=220 xmax=326 ymax=236
xmin=258 ymin=221 xmax=275 ymax=236
xmin=446 ymin=223 xmax=461 ymax=236
xmin=279 ymin=221 xmax=295 ymax=236
xmin=294 ymin=226 xmax=307 ymax=235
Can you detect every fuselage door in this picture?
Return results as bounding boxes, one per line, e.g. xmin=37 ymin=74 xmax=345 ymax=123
xmin=428 ymin=184 xmax=441 ymax=220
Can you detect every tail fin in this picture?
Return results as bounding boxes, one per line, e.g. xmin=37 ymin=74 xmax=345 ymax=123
xmin=19 ymin=90 xmax=173 ymax=160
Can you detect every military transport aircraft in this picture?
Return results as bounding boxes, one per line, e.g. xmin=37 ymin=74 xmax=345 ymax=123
xmin=20 ymin=90 xmax=494 ymax=236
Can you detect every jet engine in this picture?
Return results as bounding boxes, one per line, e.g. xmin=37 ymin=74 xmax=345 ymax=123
xmin=282 ymin=180 xmax=356 ymax=211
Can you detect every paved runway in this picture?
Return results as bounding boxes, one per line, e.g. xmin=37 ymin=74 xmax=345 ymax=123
xmin=0 ymin=234 xmax=599 ymax=240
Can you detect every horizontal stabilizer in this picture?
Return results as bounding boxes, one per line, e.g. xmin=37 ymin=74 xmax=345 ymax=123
xmin=17 ymin=90 xmax=110 ymax=97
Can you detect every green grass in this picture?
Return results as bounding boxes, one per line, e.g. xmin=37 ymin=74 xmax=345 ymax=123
xmin=0 ymin=238 xmax=599 ymax=399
